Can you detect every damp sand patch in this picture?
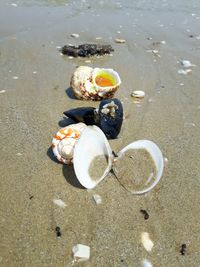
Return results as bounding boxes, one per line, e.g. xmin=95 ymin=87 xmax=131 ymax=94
xmin=113 ymin=149 xmax=157 ymax=193
xmin=89 ymin=155 xmax=108 ymax=181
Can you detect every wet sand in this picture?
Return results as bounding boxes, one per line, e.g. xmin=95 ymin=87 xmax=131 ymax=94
xmin=0 ymin=0 xmax=200 ymax=266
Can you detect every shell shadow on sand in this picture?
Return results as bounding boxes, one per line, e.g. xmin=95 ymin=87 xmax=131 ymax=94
xmin=65 ymin=87 xmax=77 ymax=100
xmin=62 ymin=164 xmax=85 ymax=189
xmin=47 ymin=146 xmax=84 ymax=189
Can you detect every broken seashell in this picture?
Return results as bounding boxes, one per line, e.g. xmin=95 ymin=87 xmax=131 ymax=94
xmin=70 ymin=66 xmax=121 ymax=100
xmin=115 ymin=38 xmax=126 ymax=43
xmin=52 ymin=123 xmax=86 ymax=164
xmin=63 ymin=98 xmax=123 ymax=139
xmin=73 ymin=126 xmax=164 ymax=193
xmin=72 ymin=244 xmax=90 ymax=262
xmin=180 ymin=60 xmax=195 ymax=67
xmin=131 ymin=90 xmax=145 ymax=98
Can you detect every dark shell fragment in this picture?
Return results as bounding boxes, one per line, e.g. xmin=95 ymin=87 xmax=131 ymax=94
xmin=61 ymin=44 xmax=114 ymax=57
xmin=63 ymin=98 xmax=123 ymax=139
xmin=98 ymin=98 xmax=123 ymax=139
xmin=63 ymin=107 xmax=98 ymax=125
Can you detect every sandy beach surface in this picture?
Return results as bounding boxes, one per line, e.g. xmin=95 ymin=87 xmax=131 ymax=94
xmin=1 ymin=0 xmax=200 ymax=266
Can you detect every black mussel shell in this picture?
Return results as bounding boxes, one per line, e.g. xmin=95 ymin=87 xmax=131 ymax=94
xmin=98 ymin=98 xmax=123 ymax=139
xmin=63 ymin=107 xmax=98 ymax=125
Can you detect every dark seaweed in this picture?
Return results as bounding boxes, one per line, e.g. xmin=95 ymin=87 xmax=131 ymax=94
xmin=140 ymin=209 xmax=149 ymax=220
xmin=180 ymin=244 xmax=186 ymax=255
xmin=61 ymin=43 xmax=114 ymax=57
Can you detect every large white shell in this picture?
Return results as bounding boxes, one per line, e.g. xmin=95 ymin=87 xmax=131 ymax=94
xmin=116 ymin=140 xmax=164 ymax=194
xmin=70 ymin=66 xmax=121 ymax=100
xmin=73 ymin=128 xmax=164 ymax=193
xmin=73 ymin=126 xmax=113 ymax=189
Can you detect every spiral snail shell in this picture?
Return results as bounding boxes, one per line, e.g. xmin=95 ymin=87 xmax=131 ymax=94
xmin=52 ymin=122 xmax=86 ymax=164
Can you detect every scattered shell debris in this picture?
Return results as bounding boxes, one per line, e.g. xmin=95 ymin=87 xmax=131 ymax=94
xmin=180 ymin=60 xmax=195 ymax=67
xmin=141 ymin=232 xmax=154 ymax=252
xmin=93 ymin=194 xmax=102 ymax=205
xmin=142 ymin=259 xmax=153 ymax=267
xmin=0 ymin=90 xmax=6 ymax=94
xmin=53 ymin=199 xmax=67 ymax=208
xmin=72 ymin=244 xmax=90 ymax=262
xmin=115 ymin=38 xmax=126 ymax=43
xmin=70 ymin=33 xmax=80 ymax=38
xmin=178 ymin=69 xmax=192 ymax=75
xmin=16 ymin=152 xmax=22 ymax=156
xmin=12 ymin=76 xmax=19 ymax=80
xmin=131 ymin=90 xmax=145 ymax=99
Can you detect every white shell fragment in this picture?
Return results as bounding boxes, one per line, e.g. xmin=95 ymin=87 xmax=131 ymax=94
xmin=93 ymin=194 xmax=102 ymax=205
xmin=70 ymin=66 xmax=121 ymax=100
xmin=115 ymin=38 xmax=126 ymax=43
xmin=52 ymin=123 xmax=86 ymax=164
xmin=73 ymin=126 xmax=113 ymax=189
xmin=53 ymin=199 xmax=67 ymax=208
xmin=178 ymin=69 xmax=192 ymax=75
xmin=142 ymin=259 xmax=153 ymax=267
xmin=131 ymin=90 xmax=145 ymax=98
xmin=0 ymin=90 xmax=6 ymax=94
xmin=180 ymin=60 xmax=195 ymax=67
xmin=72 ymin=244 xmax=90 ymax=262
xmin=141 ymin=232 xmax=154 ymax=252
xmin=70 ymin=33 xmax=80 ymax=38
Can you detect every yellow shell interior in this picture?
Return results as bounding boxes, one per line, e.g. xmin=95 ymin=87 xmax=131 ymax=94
xmin=94 ymin=71 xmax=116 ymax=87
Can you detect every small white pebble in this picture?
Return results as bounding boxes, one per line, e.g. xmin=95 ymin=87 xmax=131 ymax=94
xmin=131 ymin=90 xmax=145 ymax=98
xmin=0 ymin=90 xmax=6 ymax=94
xmin=12 ymin=76 xmax=19 ymax=79
xmin=180 ymin=83 xmax=184 ymax=86
xmin=53 ymin=199 xmax=67 ymax=208
xmin=93 ymin=194 xmax=102 ymax=205
xmin=72 ymin=244 xmax=90 ymax=262
xmin=11 ymin=3 xmax=18 ymax=7
xmin=33 ymin=71 xmax=37 ymax=74
xmin=141 ymin=232 xmax=154 ymax=252
xmin=68 ymin=56 xmax=74 ymax=59
xmin=161 ymin=40 xmax=166 ymax=44
xmin=70 ymin=33 xmax=80 ymax=38
xmin=16 ymin=153 xmax=22 ymax=156
xmin=142 ymin=259 xmax=153 ymax=267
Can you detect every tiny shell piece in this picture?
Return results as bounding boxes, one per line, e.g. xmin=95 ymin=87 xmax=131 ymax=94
xmin=142 ymin=259 xmax=153 ymax=267
xmin=115 ymin=38 xmax=126 ymax=43
xmin=53 ymin=199 xmax=67 ymax=208
xmin=93 ymin=194 xmax=102 ymax=204
xmin=72 ymin=244 xmax=90 ymax=262
xmin=141 ymin=232 xmax=154 ymax=252
xmin=131 ymin=90 xmax=145 ymax=98
xmin=70 ymin=33 xmax=80 ymax=38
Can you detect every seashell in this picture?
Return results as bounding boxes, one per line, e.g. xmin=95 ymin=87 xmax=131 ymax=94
xmin=131 ymin=90 xmax=145 ymax=98
xmin=73 ymin=126 xmax=114 ymax=189
xmin=52 ymin=122 xmax=86 ymax=164
xmin=73 ymin=126 xmax=164 ymax=193
xmin=63 ymin=107 xmax=98 ymax=125
xmin=63 ymin=98 xmax=123 ymax=139
xmin=70 ymin=66 xmax=121 ymax=100
xmin=98 ymin=98 xmax=123 ymax=139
